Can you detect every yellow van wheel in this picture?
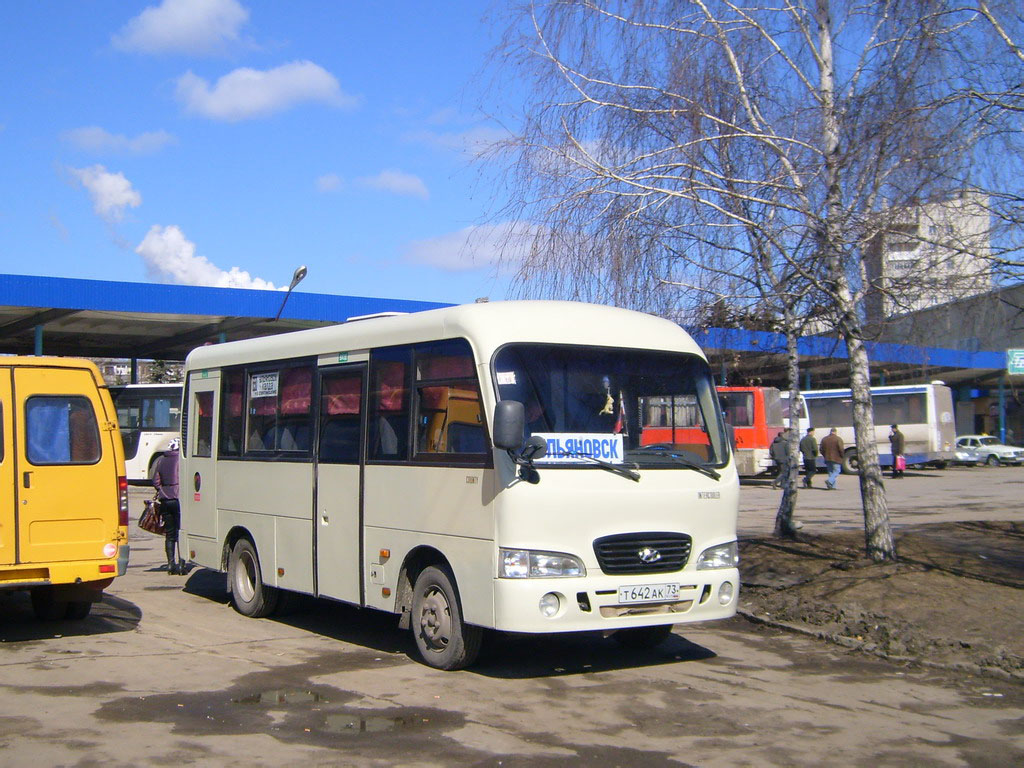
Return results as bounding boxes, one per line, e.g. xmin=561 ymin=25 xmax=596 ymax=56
xmin=30 ymin=587 xmax=68 ymax=621
xmin=65 ymin=601 xmax=92 ymax=620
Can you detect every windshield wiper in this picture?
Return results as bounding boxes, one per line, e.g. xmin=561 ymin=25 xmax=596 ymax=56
xmin=630 ymin=448 xmax=721 ymax=481
xmin=562 ymin=452 xmax=641 ymax=482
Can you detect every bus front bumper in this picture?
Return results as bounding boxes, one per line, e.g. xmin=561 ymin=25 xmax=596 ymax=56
xmin=491 ymin=568 xmax=739 ymax=634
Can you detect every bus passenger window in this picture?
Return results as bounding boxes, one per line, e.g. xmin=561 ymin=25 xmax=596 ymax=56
xmin=319 ymin=372 xmax=362 ymax=464
xmin=219 ymin=369 xmax=244 ymax=456
xmin=194 ymin=391 xmax=214 ymax=457
xmin=244 ymin=366 xmax=313 ymax=454
xmin=369 ymin=353 xmax=410 ymax=461
xmin=413 ymin=339 xmax=486 ymax=458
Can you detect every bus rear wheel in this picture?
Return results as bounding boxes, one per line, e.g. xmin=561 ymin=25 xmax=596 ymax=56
xmin=411 ymin=565 xmax=481 ymax=671
xmin=228 ymin=538 xmax=279 ymax=618
xmin=841 ymin=449 xmax=859 ymax=475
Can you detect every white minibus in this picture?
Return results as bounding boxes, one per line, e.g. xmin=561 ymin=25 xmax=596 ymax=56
xmin=109 ymin=384 xmax=182 ymax=483
xmin=179 ymin=301 xmax=739 ymax=669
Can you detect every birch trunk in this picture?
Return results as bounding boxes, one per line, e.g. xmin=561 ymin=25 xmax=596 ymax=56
xmin=774 ymin=324 xmax=802 ymax=537
xmin=817 ymin=0 xmax=896 ymax=560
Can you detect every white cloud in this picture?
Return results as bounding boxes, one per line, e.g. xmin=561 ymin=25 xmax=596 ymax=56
xmin=316 ymin=173 xmax=342 ymax=193
xmin=63 ymin=126 xmax=176 ymax=155
xmin=355 ymin=169 xmax=429 ymax=200
xmin=403 ymin=222 xmax=538 ymax=272
xmin=69 ymin=165 xmax=142 ymax=223
xmin=175 ymin=61 xmax=354 ymax=121
xmin=404 ymin=124 xmax=509 ymax=158
xmin=136 ymin=224 xmax=278 ymax=289
xmin=112 ymin=0 xmax=249 ymax=55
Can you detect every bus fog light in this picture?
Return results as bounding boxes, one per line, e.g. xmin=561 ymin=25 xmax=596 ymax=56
xmin=718 ymin=582 xmax=735 ymax=605
xmin=539 ymin=592 xmax=561 ymax=618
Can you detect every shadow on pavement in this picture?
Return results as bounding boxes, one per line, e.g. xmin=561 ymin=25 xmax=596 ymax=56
xmin=0 ymin=591 xmax=142 ymax=642
xmin=181 ymin=567 xmax=718 ymax=678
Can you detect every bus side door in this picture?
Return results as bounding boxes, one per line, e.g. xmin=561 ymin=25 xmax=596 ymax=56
xmin=315 ymin=365 xmax=365 ymax=604
xmin=0 ymin=368 xmax=13 ymax=566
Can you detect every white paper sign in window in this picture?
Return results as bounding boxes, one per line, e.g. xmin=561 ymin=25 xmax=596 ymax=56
xmin=250 ymin=372 xmax=279 ymax=399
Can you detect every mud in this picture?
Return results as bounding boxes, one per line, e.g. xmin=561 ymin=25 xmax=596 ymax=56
xmin=739 ymin=521 xmax=1024 ymax=677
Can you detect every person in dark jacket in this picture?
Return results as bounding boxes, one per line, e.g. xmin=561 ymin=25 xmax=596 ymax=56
xmin=889 ymin=424 xmax=906 ymax=478
xmin=153 ymin=439 xmax=183 ymax=574
xmin=799 ymin=427 xmax=818 ymax=488
xmin=770 ymin=428 xmax=791 ymax=488
xmin=820 ymin=427 xmax=845 ymax=490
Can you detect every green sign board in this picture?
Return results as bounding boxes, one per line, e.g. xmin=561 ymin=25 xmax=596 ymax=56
xmin=1007 ymin=349 xmax=1024 ymax=375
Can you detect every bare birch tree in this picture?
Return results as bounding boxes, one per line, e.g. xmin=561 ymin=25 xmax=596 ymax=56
xmin=486 ymin=0 xmax=1024 ymax=560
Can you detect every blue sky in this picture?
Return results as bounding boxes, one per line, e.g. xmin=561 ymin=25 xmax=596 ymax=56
xmin=0 ymin=1 xmax=523 ymax=305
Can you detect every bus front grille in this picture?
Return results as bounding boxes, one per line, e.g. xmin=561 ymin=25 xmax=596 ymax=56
xmin=593 ymin=533 xmax=692 ymax=575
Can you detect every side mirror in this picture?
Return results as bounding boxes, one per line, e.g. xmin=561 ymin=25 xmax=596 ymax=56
xmin=493 ymin=400 xmax=525 ymax=451
xmin=521 ymin=434 xmax=547 ymax=461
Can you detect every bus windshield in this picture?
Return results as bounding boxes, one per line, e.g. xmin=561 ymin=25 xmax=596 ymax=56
xmin=493 ymin=344 xmax=729 ymax=468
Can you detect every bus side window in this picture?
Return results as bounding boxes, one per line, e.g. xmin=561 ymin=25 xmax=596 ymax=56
xmin=220 ymin=369 xmax=245 ymax=456
xmin=414 ymin=340 xmax=485 ymax=457
xmin=369 ymin=352 xmax=410 ymax=461
xmin=194 ymin=391 xmax=214 ymax=458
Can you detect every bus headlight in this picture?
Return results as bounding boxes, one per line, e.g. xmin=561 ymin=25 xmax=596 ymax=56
xmin=499 ymin=549 xmax=586 ymax=578
xmin=696 ymin=541 xmax=739 ymax=570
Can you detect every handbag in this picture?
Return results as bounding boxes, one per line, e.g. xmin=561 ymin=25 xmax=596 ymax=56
xmin=894 ymin=455 xmax=906 ymax=471
xmin=138 ymin=498 xmax=166 ymax=535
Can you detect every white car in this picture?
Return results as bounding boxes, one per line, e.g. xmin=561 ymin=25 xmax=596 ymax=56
xmin=955 ymin=435 xmax=1024 ymax=466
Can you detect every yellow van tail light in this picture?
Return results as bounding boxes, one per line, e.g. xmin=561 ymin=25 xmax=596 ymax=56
xmin=118 ymin=476 xmax=129 ymax=527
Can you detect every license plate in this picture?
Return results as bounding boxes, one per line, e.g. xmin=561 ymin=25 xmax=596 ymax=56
xmin=617 ymin=583 xmax=679 ymax=604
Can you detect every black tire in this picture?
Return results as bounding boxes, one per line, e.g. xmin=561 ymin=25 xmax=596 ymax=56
xmin=613 ymin=624 xmax=674 ymax=649
xmin=30 ymin=587 xmax=68 ymax=621
xmin=986 ymin=454 xmax=1001 ymax=467
xmin=841 ymin=449 xmax=859 ymax=475
xmin=411 ymin=565 xmax=482 ymax=670
xmin=932 ymin=461 xmax=948 ymax=470
xmin=65 ymin=600 xmax=93 ymax=620
xmin=228 ymin=538 xmax=279 ymax=618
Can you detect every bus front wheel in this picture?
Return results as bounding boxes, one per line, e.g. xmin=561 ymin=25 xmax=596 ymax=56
xmin=411 ymin=565 xmax=482 ymax=671
xmin=228 ymin=538 xmax=279 ymax=618
xmin=613 ymin=624 xmax=674 ymax=649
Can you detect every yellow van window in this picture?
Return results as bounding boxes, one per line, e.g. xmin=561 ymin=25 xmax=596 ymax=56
xmin=26 ymin=396 xmax=100 ymax=465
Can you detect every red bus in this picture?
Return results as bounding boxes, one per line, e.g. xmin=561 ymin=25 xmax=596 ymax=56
xmin=643 ymin=386 xmax=784 ymax=476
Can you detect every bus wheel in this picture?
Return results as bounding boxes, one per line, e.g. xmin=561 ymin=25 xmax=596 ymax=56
xmin=30 ymin=587 xmax=68 ymax=621
xmin=411 ymin=565 xmax=482 ymax=671
xmin=228 ymin=538 xmax=279 ymax=618
xmin=65 ymin=601 xmax=92 ymax=620
xmin=841 ymin=450 xmax=859 ymax=475
xmin=613 ymin=624 xmax=674 ymax=649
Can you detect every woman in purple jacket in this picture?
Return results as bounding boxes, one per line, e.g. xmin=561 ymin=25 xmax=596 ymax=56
xmin=152 ymin=439 xmax=183 ymax=574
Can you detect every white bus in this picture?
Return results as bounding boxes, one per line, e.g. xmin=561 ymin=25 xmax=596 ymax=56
xmin=179 ymin=301 xmax=739 ymax=670
xmin=109 ymin=384 xmax=182 ymax=484
xmin=802 ymin=383 xmax=956 ymax=473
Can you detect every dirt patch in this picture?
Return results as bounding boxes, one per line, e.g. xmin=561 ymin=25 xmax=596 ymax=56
xmin=739 ymin=521 xmax=1024 ymax=678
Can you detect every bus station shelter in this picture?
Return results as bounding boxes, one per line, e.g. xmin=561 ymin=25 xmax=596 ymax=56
xmin=0 ymin=273 xmax=449 ymax=370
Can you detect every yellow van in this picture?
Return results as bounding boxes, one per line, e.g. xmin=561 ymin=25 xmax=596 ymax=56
xmin=0 ymin=357 xmax=129 ymax=620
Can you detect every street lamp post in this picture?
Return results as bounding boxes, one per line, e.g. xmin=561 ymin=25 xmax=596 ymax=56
xmin=274 ymin=265 xmax=308 ymax=321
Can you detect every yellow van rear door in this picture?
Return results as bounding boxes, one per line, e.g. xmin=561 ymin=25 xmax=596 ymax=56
xmin=0 ymin=368 xmax=14 ymax=566
xmin=14 ymin=366 xmax=117 ymax=564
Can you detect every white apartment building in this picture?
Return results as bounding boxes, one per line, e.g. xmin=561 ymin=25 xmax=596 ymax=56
xmin=865 ymin=191 xmax=992 ymax=322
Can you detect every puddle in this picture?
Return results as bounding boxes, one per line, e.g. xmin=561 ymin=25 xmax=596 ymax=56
xmin=232 ymin=689 xmax=326 ymax=706
xmin=322 ymin=713 xmax=425 ymax=735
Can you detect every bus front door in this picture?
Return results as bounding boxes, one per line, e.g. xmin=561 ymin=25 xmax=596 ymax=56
xmin=315 ymin=366 xmax=365 ymax=604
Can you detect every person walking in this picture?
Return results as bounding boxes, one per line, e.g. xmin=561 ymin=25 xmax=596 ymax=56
xmin=889 ymin=424 xmax=906 ymax=478
xmin=799 ymin=427 xmax=819 ymax=488
xmin=770 ymin=428 xmax=791 ymax=488
xmin=820 ymin=427 xmax=845 ymax=490
xmin=152 ymin=438 xmax=183 ymax=574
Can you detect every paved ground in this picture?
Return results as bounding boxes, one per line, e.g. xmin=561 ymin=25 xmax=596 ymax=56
xmin=737 ymin=463 xmax=1024 ymax=535
xmin=0 ymin=479 xmax=1021 ymax=767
